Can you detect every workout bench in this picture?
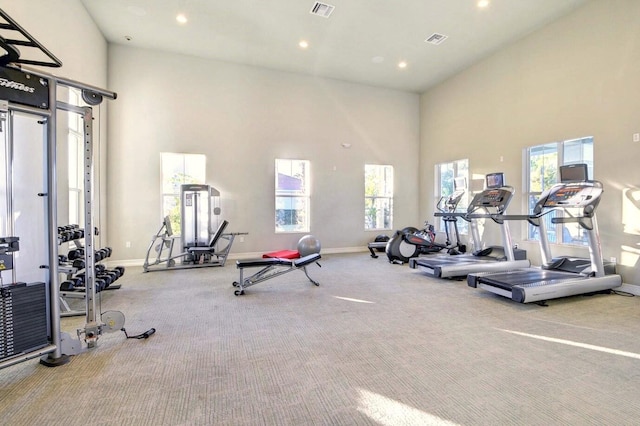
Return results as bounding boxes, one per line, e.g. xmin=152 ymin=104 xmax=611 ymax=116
xmin=232 ymin=252 xmax=322 ymax=295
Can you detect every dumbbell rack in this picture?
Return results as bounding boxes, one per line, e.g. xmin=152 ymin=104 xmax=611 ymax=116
xmin=57 ymin=225 xmax=125 ymax=317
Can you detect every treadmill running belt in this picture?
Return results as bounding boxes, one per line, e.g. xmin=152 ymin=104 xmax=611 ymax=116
xmin=478 ymin=270 xmax=587 ymax=291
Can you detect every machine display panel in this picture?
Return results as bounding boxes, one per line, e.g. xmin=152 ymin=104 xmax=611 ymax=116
xmin=486 ymin=172 xmax=505 ymax=189
xmin=454 ymin=177 xmax=467 ymax=190
xmin=544 ymin=184 xmax=599 ymax=207
xmin=560 ymin=164 xmax=588 ymax=182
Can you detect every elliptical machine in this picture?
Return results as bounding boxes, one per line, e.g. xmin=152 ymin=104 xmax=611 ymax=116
xmin=386 ymin=179 xmax=467 ymax=264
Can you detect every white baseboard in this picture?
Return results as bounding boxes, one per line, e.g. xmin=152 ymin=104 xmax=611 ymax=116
xmin=618 ymin=283 xmax=640 ymax=296
xmin=107 ymin=246 xmax=368 ymax=268
xmin=105 ymin=258 xmax=146 ymax=267
xmin=321 ymin=246 xmax=368 ymax=254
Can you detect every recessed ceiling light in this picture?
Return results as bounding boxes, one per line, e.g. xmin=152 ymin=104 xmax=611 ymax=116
xmin=478 ymin=0 xmax=490 ymax=8
xmin=176 ymin=13 xmax=188 ymax=24
xmin=398 ymin=61 xmax=407 ymax=69
xmin=299 ymin=40 xmax=309 ymax=49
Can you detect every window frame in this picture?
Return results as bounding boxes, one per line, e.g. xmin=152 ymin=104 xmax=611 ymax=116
xmin=524 ymin=136 xmax=594 ymax=246
xmin=364 ymin=164 xmax=394 ymax=231
xmin=275 ymin=158 xmax=311 ymax=233
xmin=160 ymin=152 xmax=206 ymax=236
xmin=434 ymin=159 xmax=469 ymax=234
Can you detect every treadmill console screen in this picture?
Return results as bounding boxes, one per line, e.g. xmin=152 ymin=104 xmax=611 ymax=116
xmin=559 ymin=164 xmax=588 ymax=182
xmin=470 ymin=188 xmax=512 ymax=212
xmin=486 ymin=172 xmax=505 ymax=189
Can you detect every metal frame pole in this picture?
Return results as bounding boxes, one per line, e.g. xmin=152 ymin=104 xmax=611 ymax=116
xmin=44 ymin=78 xmax=65 ymax=361
xmin=81 ymin=105 xmax=99 ymax=346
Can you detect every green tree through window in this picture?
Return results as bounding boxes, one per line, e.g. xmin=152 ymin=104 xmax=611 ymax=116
xmin=365 ymin=165 xmax=393 ymax=230
xmin=161 ymin=153 xmax=206 ymax=235
xmin=525 ymin=137 xmax=593 ymax=245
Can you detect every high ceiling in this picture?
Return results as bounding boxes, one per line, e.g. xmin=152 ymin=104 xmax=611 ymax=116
xmin=80 ymin=0 xmax=589 ymax=93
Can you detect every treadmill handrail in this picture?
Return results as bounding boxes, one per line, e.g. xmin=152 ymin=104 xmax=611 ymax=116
xmin=551 ymin=216 xmax=595 ymax=231
xmin=433 ymin=211 xmax=471 ymax=223
xmin=490 ymin=206 xmax=569 ymax=227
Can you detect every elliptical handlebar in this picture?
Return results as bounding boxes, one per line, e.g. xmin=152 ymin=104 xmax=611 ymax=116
xmin=436 ymin=188 xmax=466 ymax=213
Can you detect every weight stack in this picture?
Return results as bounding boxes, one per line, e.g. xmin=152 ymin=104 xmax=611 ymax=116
xmin=1 ymin=282 xmax=50 ymax=362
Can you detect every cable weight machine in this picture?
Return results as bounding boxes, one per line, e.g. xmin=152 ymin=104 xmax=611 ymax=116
xmin=0 ymin=8 xmax=150 ymax=370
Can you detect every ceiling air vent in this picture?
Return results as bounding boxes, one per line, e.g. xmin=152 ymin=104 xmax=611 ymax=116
xmin=310 ymin=2 xmax=335 ymax=18
xmin=425 ymin=33 xmax=448 ymax=45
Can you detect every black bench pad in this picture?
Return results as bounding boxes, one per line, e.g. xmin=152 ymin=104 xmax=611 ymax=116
xmin=293 ymin=253 xmax=321 ymax=267
xmin=236 ymin=252 xmax=321 ymax=269
xmin=236 ymin=258 xmax=293 ymax=268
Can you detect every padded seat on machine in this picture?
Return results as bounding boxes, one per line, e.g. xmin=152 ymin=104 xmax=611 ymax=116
xmin=186 ymin=220 xmax=229 ymax=254
xmin=262 ymin=249 xmax=300 ymax=259
xmin=237 ymin=257 xmax=293 ymax=268
xmin=233 ymin=252 xmax=321 ymax=295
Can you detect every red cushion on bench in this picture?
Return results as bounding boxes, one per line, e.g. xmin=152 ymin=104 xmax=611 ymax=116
xmin=262 ymin=250 xmax=300 ymax=259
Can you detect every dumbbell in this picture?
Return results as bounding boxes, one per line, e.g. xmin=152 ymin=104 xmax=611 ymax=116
xmin=97 ymin=273 xmax=114 ymax=287
xmin=58 ymin=231 xmax=71 ymax=243
xmin=95 ymin=277 xmax=107 ymax=292
xmin=105 ymin=269 xmax=119 ymax=281
xmin=73 ymin=273 xmax=106 ymax=292
xmin=72 ymin=258 xmax=86 ymax=270
xmin=60 ymin=279 xmax=77 ymax=291
xmin=60 ymin=276 xmax=83 ymax=291
xmin=108 ymin=267 xmax=122 ymax=279
xmin=96 ymin=248 xmax=111 ymax=260
xmin=68 ymin=248 xmax=84 ymax=260
xmin=114 ymin=266 xmax=125 ymax=277
xmin=71 ymin=274 xmax=85 ymax=287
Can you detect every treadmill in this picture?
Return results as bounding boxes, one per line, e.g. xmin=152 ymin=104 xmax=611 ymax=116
xmin=467 ymin=164 xmax=622 ymax=303
xmin=409 ymin=173 xmax=530 ymax=278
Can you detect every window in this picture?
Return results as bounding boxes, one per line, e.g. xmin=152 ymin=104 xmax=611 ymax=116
xmin=434 ymin=159 xmax=469 ymax=233
xmin=365 ymin=165 xmax=393 ymax=230
xmin=68 ymin=89 xmax=83 ymax=225
xmin=161 ymin=153 xmax=206 ymax=235
xmin=525 ymin=136 xmax=593 ymax=245
xmin=275 ymin=159 xmax=310 ymax=233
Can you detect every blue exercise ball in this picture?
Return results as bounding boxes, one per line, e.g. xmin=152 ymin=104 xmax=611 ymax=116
xmin=298 ymin=235 xmax=321 ymax=256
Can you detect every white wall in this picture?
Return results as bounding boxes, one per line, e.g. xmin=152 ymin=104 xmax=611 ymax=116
xmin=107 ymin=45 xmax=420 ymax=259
xmin=0 ymin=0 xmax=107 ymax=85
xmin=0 ymin=1 xmax=110 ymax=246
xmin=420 ymin=0 xmax=640 ymax=285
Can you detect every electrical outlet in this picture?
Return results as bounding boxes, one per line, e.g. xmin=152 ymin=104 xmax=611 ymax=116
xmin=125 ymin=241 xmax=131 ymax=248
xmin=633 ymin=133 xmax=640 ymax=143
xmin=610 ymin=256 xmax=617 ymax=264
xmin=239 ymin=236 xmax=244 ymax=243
